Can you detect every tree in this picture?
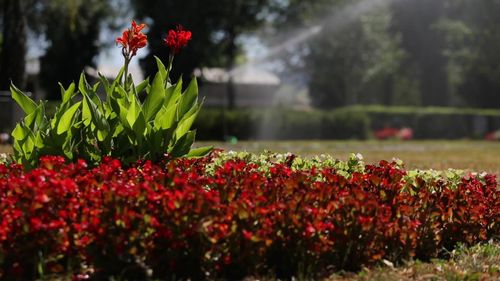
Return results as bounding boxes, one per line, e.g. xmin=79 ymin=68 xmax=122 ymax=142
xmin=273 ymin=0 xmax=500 ymax=109
xmin=307 ymin=2 xmax=410 ymax=108
xmin=39 ymin=0 xmax=118 ymax=99
xmin=390 ymin=0 xmax=449 ymax=106
xmin=446 ymin=0 xmax=500 ymax=108
xmin=0 ymin=0 xmax=28 ymax=90
xmin=129 ymin=0 xmax=273 ymax=83
xmin=432 ymin=18 xmax=475 ymax=106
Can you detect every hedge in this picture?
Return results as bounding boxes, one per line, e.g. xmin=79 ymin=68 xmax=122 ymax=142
xmin=194 ymin=108 xmax=370 ymax=140
xmin=13 ymin=103 xmax=500 ymax=140
xmin=194 ymin=106 xmax=500 ymax=140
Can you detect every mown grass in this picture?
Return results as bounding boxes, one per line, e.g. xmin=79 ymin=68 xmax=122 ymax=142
xmin=239 ymin=242 xmax=500 ymax=281
xmin=0 ymin=145 xmax=10 ymax=154
xmin=324 ymin=242 xmax=500 ymax=281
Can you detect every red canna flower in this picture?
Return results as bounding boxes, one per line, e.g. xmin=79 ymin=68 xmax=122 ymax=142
xmin=164 ymin=25 xmax=192 ymax=55
xmin=116 ymin=20 xmax=148 ymax=58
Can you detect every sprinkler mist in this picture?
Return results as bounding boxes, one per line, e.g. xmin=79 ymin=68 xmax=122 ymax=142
xmin=223 ymin=0 xmax=399 ymax=140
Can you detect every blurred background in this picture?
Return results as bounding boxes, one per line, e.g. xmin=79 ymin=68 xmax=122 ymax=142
xmin=2 ymin=0 xmax=500 ymax=142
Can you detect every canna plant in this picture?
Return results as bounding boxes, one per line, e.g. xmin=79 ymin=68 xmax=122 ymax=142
xmin=10 ymin=21 xmax=210 ymax=168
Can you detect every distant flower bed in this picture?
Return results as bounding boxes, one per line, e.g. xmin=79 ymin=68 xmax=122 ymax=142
xmin=485 ymin=130 xmax=500 ymax=141
xmin=0 ymin=151 xmax=497 ymax=280
xmin=374 ymin=127 xmax=414 ymax=140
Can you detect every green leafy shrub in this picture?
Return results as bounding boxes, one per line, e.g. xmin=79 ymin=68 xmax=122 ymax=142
xmin=10 ymin=21 xmax=210 ymax=168
xmin=194 ymin=108 xmax=370 ymax=140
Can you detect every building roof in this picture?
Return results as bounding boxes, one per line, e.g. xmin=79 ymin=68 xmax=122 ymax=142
xmin=195 ymin=66 xmax=280 ymax=85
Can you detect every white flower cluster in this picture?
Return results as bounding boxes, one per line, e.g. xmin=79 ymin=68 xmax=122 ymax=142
xmin=0 ymin=153 xmax=7 ymax=164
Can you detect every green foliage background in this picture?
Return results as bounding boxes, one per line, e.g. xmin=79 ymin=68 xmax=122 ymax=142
xmin=2 ymin=0 xmax=500 ymax=115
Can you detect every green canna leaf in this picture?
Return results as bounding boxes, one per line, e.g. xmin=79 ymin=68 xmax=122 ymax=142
xmin=175 ymin=104 xmax=201 ymax=141
xmin=165 ymin=78 xmax=183 ymax=109
xmin=83 ymin=92 xmax=109 ymax=136
xmin=114 ymin=67 xmax=125 ymax=83
xmin=98 ymin=73 xmax=111 ymax=93
xmin=126 ymin=96 xmax=140 ymax=128
xmin=117 ymin=99 xmax=131 ymax=129
xmin=59 ymin=83 xmax=67 ymax=101
xmin=92 ymin=82 xmax=101 ymax=96
xmin=154 ymin=104 xmax=177 ymax=130
xmin=78 ymin=72 xmax=90 ymax=96
xmin=170 ymin=130 xmax=195 ymax=157
xmin=187 ymin=146 xmax=212 ymax=157
xmin=21 ymin=133 xmax=35 ymax=156
xmin=178 ymin=78 xmax=198 ymax=118
xmin=81 ymin=96 xmax=92 ymax=126
xmin=96 ymin=130 xmax=107 ymax=142
xmin=11 ymin=83 xmax=37 ymax=115
xmin=34 ymin=132 xmax=44 ymax=149
xmin=12 ymin=124 xmax=28 ymax=141
xmin=31 ymin=102 xmax=46 ymax=129
xmin=57 ymin=101 xmax=82 ymax=135
xmin=135 ymin=78 xmax=149 ymax=95
xmin=24 ymin=110 xmax=39 ymax=128
xmin=60 ymin=82 xmax=76 ymax=104
xmin=143 ymin=71 xmax=166 ymax=121
xmin=149 ymin=128 xmax=164 ymax=154
xmin=62 ymin=136 xmax=74 ymax=160
xmin=155 ymin=56 xmax=168 ymax=84
xmin=133 ymin=111 xmax=147 ymax=142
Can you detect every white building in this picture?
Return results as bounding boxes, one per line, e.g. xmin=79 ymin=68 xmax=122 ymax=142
xmin=195 ymin=66 xmax=281 ymax=108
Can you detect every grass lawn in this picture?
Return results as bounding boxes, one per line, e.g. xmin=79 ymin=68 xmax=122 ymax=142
xmin=327 ymin=244 xmax=500 ymax=281
xmin=324 ymin=242 xmax=500 ymax=281
xmin=0 ymin=145 xmax=10 ymax=154
xmin=244 ymin=242 xmax=500 ymax=280
xmin=198 ymin=140 xmax=500 ymax=176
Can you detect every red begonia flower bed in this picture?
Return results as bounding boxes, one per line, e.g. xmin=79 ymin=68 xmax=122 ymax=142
xmin=0 ymin=152 xmax=498 ymax=280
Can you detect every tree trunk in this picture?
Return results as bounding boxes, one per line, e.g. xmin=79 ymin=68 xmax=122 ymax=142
xmin=0 ymin=0 xmax=27 ymax=90
xmin=226 ymin=33 xmax=236 ymax=110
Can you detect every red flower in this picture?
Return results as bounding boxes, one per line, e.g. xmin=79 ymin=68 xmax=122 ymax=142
xmin=30 ymin=217 xmax=43 ymax=231
xmin=304 ymin=224 xmax=316 ymax=238
xmin=116 ymin=20 xmax=148 ymax=58
xmin=164 ymin=25 xmax=192 ymax=55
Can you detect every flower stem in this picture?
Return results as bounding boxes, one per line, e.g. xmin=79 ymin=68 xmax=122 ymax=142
xmin=123 ymin=57 xmax=130 ymax=92
xmin=165 ymin=54 xmax=174 ymax=85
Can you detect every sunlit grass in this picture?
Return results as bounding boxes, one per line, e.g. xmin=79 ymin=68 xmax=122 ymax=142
xmin=240 ymin=242 xmax=500 ymax=281
xmin=324 ymin=242 xmax=500 ymax=281
xmin=0 ymin=145 xmax=11 ymax=154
